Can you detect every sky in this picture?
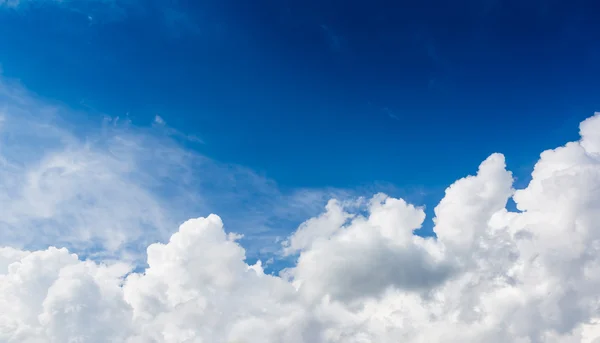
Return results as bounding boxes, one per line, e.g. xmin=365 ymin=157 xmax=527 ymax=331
xmin=1 ymin=0 xmax=600 ymax=342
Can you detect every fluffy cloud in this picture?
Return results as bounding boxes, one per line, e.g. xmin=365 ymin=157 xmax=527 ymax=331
xmin=2 ymin=111 xmax=600 ymax=341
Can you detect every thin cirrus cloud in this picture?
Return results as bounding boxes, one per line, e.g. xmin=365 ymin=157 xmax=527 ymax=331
xmin=2 ymin=77 xmax=600 ymax=340
xmin=0 ymin=77 xmax=345 ymax=263
xmin=0 ymin=0 xmax=198 ymax=37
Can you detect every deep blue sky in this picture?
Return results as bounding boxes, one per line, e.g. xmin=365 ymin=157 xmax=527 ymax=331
xmin=1 ymin=0 xmax=599 ymax=215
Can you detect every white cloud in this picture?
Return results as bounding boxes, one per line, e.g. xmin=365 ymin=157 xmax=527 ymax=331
xmin=284 ymin=194 xmax=454 ymax=303
xmin=154 ymin=115 xmax=166 ymax=126
xmin=0 ymin=78 xmax=343 ymax=263
xmin=0 ymin=0 xmax=20 ymax=8
xmin=2 ymin=75 xmax=600 ymax=342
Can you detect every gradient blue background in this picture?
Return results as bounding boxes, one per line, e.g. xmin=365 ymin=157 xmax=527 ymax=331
xmin=1 ymin=0 xmax=599 ymax=237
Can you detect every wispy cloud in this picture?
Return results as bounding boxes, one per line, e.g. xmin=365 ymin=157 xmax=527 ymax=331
xmin=0 ymin=76 xmax=346 ymax=263
xmin=382 ymin=106 xmax=400 ymax=121
xmin=1 ymin=0 xmax=198 ymax=37
xmin=320 ymin=24 xmax=343 ymax=52
xmin=152 ymin=115 xmax=204 ymax=144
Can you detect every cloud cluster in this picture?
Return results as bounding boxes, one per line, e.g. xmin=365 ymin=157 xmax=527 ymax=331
xmin=2 ymin=108 xmax=600 ymax=341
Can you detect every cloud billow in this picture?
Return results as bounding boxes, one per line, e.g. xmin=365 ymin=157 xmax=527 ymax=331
xmin=1 ymin=77 xmax=600 ymax=342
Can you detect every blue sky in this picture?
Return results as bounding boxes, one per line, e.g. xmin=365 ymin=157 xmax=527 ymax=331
xmin=1 ymin=0 xmax=599 ymax=269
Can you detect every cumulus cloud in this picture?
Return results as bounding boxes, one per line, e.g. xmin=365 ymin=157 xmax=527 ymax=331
xmin=284 ymin=194 xmax=453 ymax=303
xmin=2 ymin=102 xmax=600 ymax=340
